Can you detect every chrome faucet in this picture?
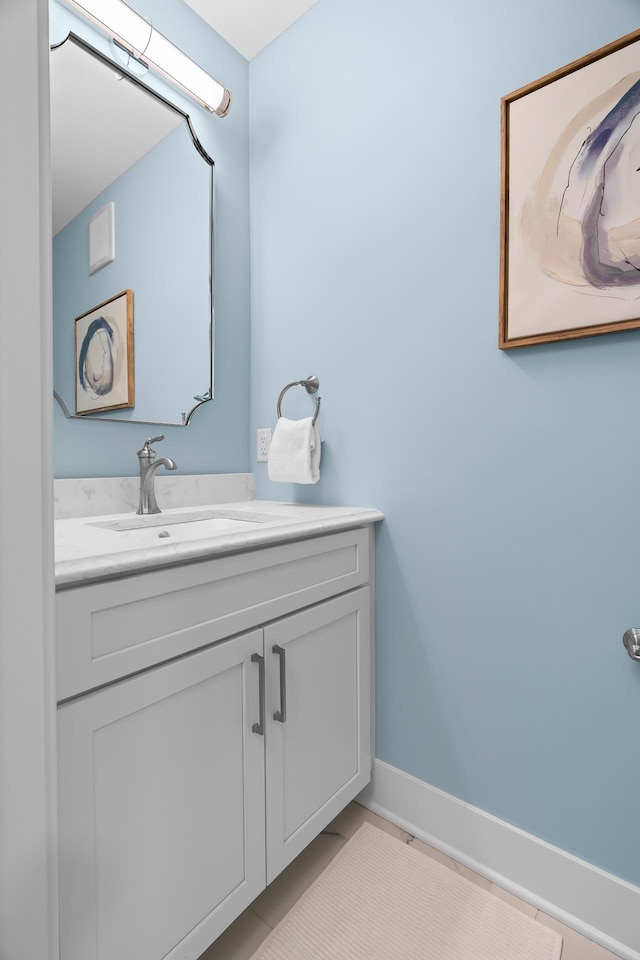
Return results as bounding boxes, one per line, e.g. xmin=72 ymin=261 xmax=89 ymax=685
xmin=136 ymin=435 xmax=177 ymax=515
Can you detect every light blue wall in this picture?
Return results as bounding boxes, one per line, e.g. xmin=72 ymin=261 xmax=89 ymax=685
xmin=249 ymin=0 xmax=640 ymax=885
xmin=51 ymin=0 xmax=251 ymax=477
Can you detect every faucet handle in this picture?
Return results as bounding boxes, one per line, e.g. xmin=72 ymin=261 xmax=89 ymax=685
xmin=138 ymin=435 xmax=165 ymax=457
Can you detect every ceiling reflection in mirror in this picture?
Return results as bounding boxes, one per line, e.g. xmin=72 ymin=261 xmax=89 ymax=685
xmin=51 ymin=34 xmax=214 ymax=426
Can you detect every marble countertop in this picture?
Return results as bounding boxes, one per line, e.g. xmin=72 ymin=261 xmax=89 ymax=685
xmin=55 ymin=499 xmax=384 ymax=588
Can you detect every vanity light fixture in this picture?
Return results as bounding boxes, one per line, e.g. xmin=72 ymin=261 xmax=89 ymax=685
xmin=59 ymin=0 xmax=232 ymax=116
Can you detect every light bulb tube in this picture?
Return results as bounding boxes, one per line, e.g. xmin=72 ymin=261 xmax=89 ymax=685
xmin=60 ymin=0 xmax=232 ymax=116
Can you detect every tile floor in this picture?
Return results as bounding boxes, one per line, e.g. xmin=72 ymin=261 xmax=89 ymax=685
xmin=198 ymin=800 xmax=622 ymax=960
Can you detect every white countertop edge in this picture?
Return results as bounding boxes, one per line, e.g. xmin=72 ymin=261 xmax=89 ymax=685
xmin=55 ymin=502 xmax=384 ymax=588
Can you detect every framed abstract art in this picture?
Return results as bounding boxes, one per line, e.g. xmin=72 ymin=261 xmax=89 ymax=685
xmin=500 ymin=29 xmax=640 ymax=348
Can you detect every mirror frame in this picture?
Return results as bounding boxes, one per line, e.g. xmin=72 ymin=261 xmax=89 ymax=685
xmin=51 ymin=32 xmax=215 ymax=427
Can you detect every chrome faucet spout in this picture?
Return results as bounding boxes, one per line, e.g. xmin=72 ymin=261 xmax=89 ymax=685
xmin=136 ymin=436 xmax=178 ymax=515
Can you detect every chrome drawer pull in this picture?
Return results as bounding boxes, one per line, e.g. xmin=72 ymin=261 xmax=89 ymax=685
xmin=251 ymin=653 xmax=265 ymax=735
xmin=273 ymin=644 xmax=287 ymax=723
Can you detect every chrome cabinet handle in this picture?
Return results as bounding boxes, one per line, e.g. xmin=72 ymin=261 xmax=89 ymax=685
xmin=251 ymin=653 xmax=265 ymax=735
xmin=623 ymin=629 xmax=640 ymax=662
xmin=273 ymin=644 xmax=287 ymax=722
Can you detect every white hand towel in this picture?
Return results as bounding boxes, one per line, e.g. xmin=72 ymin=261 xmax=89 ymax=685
xmin=268 ymin=417 xmax=321 ymax=484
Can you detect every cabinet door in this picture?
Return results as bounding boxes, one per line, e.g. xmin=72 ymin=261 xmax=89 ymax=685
xmin=264 ymin=588 xmax=371 ymax=882
xmin=58 ymin=630 xmax=266 ymax=960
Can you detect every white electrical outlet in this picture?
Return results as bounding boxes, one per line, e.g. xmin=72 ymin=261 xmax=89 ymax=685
xmin=256 ymin=428 xmax=271 ymax=462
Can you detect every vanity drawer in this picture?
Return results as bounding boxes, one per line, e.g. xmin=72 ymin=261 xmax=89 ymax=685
xmin=56 ymin=528 xmax=370 ymax=701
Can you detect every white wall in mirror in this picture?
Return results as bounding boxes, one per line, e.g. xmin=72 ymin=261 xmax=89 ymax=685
xmin=50 ymin=38 xmax=183 ymax=234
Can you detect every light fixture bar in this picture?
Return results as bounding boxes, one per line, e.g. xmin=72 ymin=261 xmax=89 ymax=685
xmin=60 ymin=0 xmax=232 ymax=117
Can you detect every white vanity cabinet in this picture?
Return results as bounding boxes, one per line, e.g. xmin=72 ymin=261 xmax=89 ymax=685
xmin=58 ymin=629 xmax=267 ymax=960
xmin=55 ymin=528 xmax=374 ymax=960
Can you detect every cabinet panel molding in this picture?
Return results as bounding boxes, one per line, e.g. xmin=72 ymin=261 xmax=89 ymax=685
xmin=57 ymin=529 xmax=369 ymax=701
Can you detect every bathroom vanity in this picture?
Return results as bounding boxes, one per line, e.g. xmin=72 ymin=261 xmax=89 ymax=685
xmin=54 ymin=482 xmax=382 ymax=960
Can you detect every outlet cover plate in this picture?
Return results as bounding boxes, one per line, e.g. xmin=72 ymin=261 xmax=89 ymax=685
xmin=257 ymin=428 xmax=271 ymax=462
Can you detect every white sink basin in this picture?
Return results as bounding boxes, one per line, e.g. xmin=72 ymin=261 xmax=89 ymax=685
xmin=89 ymin=508 xmax=280 ymax=543
xmin=112 ymin=517 xmax=258 ymax=543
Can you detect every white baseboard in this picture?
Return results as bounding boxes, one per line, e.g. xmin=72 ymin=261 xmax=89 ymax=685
xmin=358 ymin=759 xmax=640 ymax=960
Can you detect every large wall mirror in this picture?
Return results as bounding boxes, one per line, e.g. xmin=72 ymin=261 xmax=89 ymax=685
xmin=51 ymin=33 xmax=214 ymax=426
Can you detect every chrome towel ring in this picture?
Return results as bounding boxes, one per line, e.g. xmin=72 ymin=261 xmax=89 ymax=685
xmin=276 ymin=375 xmax=321 ymax=426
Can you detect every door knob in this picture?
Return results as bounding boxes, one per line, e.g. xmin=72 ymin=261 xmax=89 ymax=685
xmin=622 ymin=628 xmax=640 ymax=662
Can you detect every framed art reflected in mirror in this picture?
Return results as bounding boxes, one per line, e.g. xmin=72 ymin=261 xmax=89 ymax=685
xmin=75 ymin=289 xmax=134 ymax=415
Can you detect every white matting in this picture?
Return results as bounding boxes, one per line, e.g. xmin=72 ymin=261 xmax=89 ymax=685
xmin=250 ymin=822 xmax=562 ymax=960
